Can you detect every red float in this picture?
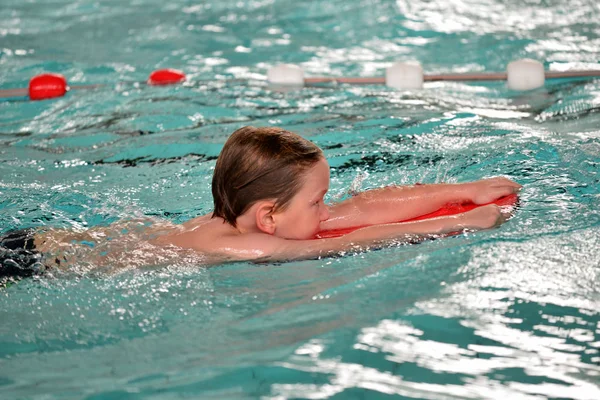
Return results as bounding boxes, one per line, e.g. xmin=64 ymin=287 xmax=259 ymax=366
xmin=148 ymin=69 xmax=186 ymax=85
xmin=28 ymin=73 xmax=68 ymax=100
xmin=315 ymin=193 xmax=519 ymax=239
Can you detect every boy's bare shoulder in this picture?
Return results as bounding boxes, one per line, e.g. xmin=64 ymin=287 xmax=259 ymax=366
xmin=159 ymin=215 xmax=275 ymax=259
xmin=162 ymin=216 xmax=235 ymax=249
xmin=157 ymin=216 xmax=291 ymax=262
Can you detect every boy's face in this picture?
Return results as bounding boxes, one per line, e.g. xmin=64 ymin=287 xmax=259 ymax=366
xmin=273 ymin=158 xmax=330 ymax=239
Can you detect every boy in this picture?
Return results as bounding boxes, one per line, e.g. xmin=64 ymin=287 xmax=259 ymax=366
xmin=156 ymin=126 xmax=521 ymax=262
xmin=1 ymin=126 xmax=521 ymax=282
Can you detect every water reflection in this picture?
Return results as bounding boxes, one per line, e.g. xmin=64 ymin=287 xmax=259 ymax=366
xmin=266 ymin=227 xmax=600 ymax=399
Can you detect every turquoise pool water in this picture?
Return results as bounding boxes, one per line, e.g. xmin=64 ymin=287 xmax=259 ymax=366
xmin=1 ymin=0 xmax=600 ymax=398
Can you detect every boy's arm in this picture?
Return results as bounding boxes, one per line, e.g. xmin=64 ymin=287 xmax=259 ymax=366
xmin=213 ymin=204 xmax=505 ymax=263
xmin=320 ymin=177 xmax=521 ymax=231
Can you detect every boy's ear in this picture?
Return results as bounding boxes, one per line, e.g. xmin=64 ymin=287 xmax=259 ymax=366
xmin=255 ymin=201 xmax=276 ymax=235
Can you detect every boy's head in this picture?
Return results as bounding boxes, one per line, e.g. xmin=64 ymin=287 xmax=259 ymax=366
xmin=212 ymin=126 xmax=326 ymax=231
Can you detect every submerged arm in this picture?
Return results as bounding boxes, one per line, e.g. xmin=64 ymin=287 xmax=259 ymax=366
xmin=321 ymin=177 xmax=521 ymax=231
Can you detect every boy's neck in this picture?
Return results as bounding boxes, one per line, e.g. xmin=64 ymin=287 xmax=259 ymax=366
xmin=234 ymin=209 xmax=262 ymax=235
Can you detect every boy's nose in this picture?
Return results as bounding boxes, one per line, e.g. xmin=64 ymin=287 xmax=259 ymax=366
xmin=320 ymin=205 xmax=330 ymax=221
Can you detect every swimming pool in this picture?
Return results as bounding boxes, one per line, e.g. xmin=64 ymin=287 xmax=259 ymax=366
xmin=1 ymin=0 xmax=599 ymax=398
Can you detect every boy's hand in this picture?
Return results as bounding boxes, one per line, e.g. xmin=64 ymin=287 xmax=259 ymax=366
xmin=465 ymin=177 xmax=522 ymax=205
xmin=458 ymin=204 xmax=506 ymax=230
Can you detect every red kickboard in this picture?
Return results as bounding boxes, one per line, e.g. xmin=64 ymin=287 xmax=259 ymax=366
xmin=315 ymin=193 xmax=519 ymax=239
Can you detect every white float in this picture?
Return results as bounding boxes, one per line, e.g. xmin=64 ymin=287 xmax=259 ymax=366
xmin=267 ymin=64 xmax=305 ymax=86
xmin=507 ymin=59 xmax=545 ymax=90
xmin=385 ymin=61 xmax=424 ymax=89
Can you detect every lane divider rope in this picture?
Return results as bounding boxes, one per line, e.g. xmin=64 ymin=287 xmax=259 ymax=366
xmin=1 ymin=59 xmax=599 ymax=101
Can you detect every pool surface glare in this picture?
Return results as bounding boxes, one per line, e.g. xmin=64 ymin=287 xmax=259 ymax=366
xmin=1 ymin=0 xmax=600 ymax=398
